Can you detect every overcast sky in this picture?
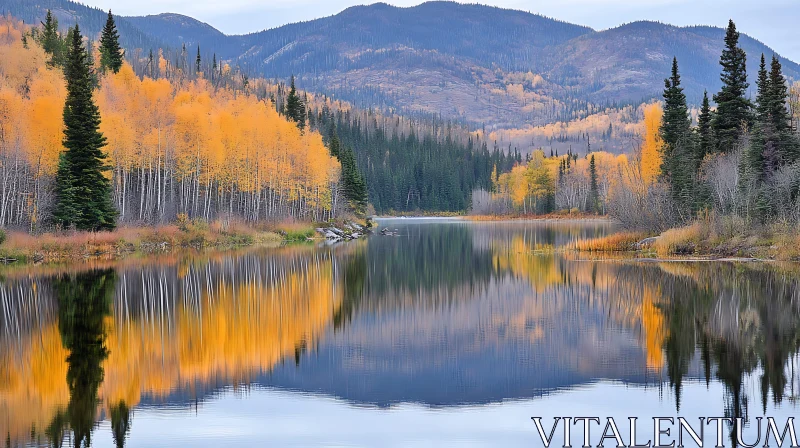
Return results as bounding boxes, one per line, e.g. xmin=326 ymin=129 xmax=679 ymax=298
xmin=79 ymin=0 xmax=800 ymax=62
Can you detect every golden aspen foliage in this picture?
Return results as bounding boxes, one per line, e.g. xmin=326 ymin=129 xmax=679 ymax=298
xmin=640 ymin=103 xmax=664 ymax=185
xmin=0 ymin=16 xmax=340 ymax=226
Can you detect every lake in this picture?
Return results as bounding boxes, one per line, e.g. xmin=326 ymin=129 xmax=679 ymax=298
xmin=2 ymin=218 xmax=800 ymax=447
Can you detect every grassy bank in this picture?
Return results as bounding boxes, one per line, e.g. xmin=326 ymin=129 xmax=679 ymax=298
xmin=0 ymin=220 xmax=330 ymax=265
xmin=648 ymin=220 xmax=799 ymax=261
xmin=575 ymin=218 xmax=800 ymax=261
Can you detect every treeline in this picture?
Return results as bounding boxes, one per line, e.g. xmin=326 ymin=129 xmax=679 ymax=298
xmin=0 ymin=14 xmax=343 ymax=230
xmin=621 ymin=20 xmax=800 ymax=230
xmin=312 ymin=109 xmax=519 ymax=213
xmin=478 ymin=20 xmax=800 ymax=230
xmin=471 ymin=148 xmax=629 ymax=216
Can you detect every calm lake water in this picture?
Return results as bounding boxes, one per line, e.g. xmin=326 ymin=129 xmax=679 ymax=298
xmin=2 ymin=218 xmax=800 ymax=447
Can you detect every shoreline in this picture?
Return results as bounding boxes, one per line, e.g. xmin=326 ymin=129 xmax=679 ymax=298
xmin=0 ymin=219 xmax=370 ymax=266
xmin=374 ymin=214 xmax=613 ymax=223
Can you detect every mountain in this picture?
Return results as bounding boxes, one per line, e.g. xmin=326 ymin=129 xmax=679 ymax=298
xmin=546 ymin=21 xmax=800 ymax=104
xmin=0 ymin=0 xmax=162 ymax=50
xmin=3 ymin=0 xmax=798 ymax=130
xmin=124 ymin=13 xmax=233 ymax=55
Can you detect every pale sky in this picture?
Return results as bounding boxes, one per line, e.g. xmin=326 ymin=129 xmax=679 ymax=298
xmin=81 ymin=0 xmax=800 ymax=62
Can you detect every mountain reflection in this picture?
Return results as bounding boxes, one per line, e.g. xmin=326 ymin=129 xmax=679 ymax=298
xmin=1 ymin=222 xmax=800 ymax=446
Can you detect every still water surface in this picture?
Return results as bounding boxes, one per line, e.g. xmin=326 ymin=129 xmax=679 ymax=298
xmin=2 ymin=219 xmax=800 ymax=447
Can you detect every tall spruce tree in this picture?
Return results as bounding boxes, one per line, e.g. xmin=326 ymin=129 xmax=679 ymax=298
xmin=340 ymin=145 xmax=368 ymax=216
xmin=327 ymin=128 xmax=367 ymax=215
xmin=660 ymin=57 xmax=696 ymax=208
xmin=99 ymin=10 xmax=123 ymax=73
xmin=39 ymin=10 xmax=65 ymax=67
xmin=285 ymin=75 xmax=306 ymax=130
xmin=745 ymin=55 xmax=799 ymax=182
xmin=697 ymin=90 xmax=714 ymax=167
xmin=767 ymin=56 xmax=799 ymax=164
xmin=712 ymin=20 xmax=752 ymax=153
xmin=743 ymin=54 xmax=772 ymax=182
xmin=589 ymin=154 xmax=599 ymax=213
xmin=54 ymin=25 xmax=117 ymax=231
xmin=196 ymin=46 xmax=202 ymax=74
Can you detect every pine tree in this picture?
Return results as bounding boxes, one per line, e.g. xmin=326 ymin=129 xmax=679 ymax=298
xmin=340 ymin=145 xmax=368 ymax=216
xmin=768 ymin=55 xmax=800 ymax=164
xmin=147 ymin=49 xmax=154 ymax=78
xmin=99 ymin=10 xmax=123 ymax=74
xmin=712 ymin=20 xmax=752 ymax=153
xmin=745 ymin=55 xmax=799 ymax=181
xmin=660 ymin=57 xmax=696 ymax=208
xmin=589 ymin=154 xmax=599 ymax=213
xmin=39 ymin=10 xmax=65 ymax=67
xmin=743 ymin=54 xmax=772 ymax=182
xmin=196 ymin=46 xmax=202 ymax=74
xmin=212 ymin=53 xmax=217 ymax=81
xmin=54 ymin=25 xmax=117 ymax=231
xmin=697 ymin=90 xmax=713 ymax=167
xmin=285 ymin=75 xmax=306 ymax=130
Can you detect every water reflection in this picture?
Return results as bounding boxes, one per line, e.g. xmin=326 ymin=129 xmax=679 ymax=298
xmin=1 ymin=221 xmax=800 ymax=446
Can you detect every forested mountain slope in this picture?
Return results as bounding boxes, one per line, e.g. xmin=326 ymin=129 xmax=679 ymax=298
xmin=0 ymin=0 xmax=162 ymax=50
xmin=3 ymin=0 xmax=798 ymax=130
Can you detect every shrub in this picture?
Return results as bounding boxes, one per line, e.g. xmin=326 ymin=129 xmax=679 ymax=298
xmin=283 ymin=228 xmax=315 ymax=242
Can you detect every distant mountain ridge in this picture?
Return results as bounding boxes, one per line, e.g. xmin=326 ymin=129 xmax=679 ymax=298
xmin=2 ymin=0 xmax=798 ymax=129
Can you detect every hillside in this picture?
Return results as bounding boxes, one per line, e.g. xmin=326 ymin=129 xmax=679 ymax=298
xmin=2 ymin=0 xmax=798 ymax=132
xmin=0 ymin=0 xmax=162 ymax=50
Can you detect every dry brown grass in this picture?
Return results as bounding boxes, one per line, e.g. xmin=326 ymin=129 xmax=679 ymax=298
xmin=653 ymin=222 xmax=707 ymax=257
xmin=772 ymin=228 xmax=800 ymax=261
xmin=0 ymin=221 xmax=283 ymax=264
xmin=574 ymin=231 xmax=649 ymax=252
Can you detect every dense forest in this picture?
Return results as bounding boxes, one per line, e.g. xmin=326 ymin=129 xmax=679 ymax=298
xmin=312 ymin=110 xmax=518 ymax=213
xmin=0 ymin=14 xmax=342 ymax=230
xmin=479 ymin=20 xmax=800 ymax=243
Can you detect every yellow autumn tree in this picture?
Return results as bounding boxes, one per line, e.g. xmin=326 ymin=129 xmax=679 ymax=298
xmin=640 ymin=103 xmax=664 ymax=185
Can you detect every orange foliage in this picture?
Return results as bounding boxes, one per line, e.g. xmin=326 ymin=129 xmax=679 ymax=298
xmin=640 ymin=103 xmax=663 ymax=185
xmin=0 ymin=17 xmax=340 ymax=227
xmin=0 ymin=251 xmax=342 ymax=443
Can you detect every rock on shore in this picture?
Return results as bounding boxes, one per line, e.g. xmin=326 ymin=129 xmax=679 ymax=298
xmin=316 ymin=221 xmax=370 ymax=243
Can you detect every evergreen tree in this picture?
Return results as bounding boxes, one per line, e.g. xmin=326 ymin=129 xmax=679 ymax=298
xmin=99 ymin=10 xmax=123 ymax=74
xmin=147 ymin=49 xmax=154 ymax=77
xmin=742 ymin=54 xmax=772 ymax=182
xmin=589 ymin=154 xmax=599 ymax=213
xmin=54 ymin=25 xmax=117 ymax=231
xmin=212 ymin=53 xmax=217 ymax=81
xmin=697 ymin=90 xmax=713 ymax=167
xmin=745 ymin=55 xmax=799 ymax=182
xmin=339 ymin=144 xmax=368 ymax=216
xmin=196 ymin=46 xmax=202 ymax=74
xmin=712 ymin=20 xmax=752 ymax=153
xmin=285 ymin=75 xmax=306 ymax=130
xmin=38 ymin=10 xmax=65 ymax=67
xmin=767 ymin=56 xmax=799 ymax=164
xmin=660 ymin=57 xmax=696 ymax=208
